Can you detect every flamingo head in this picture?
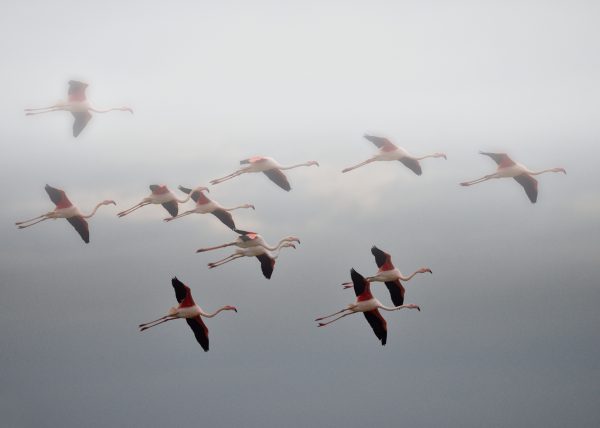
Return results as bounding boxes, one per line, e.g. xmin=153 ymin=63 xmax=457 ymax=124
xmin=195 ymin=186 xmax=210 ymax=193
xmin=102 ymin=200 xmax=117 ymax=206
xmin=120 ymin=107 xmax=134 ymax=114
xmin=285 ymin=236 xmax=301 ymax=244
xmin=308 ymin=160 xmax=320 ymax=167
xmin=554 ymin=168 xmax=567 ymax=174
xmin=435 ymin=153 xmax=447 ymax=160
xmin=225 ymin=305 xmax=238 ymax=313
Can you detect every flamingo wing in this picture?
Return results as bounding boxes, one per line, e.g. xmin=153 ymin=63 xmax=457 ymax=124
xmin=513 ymin=174 xmax=538 ymax=203
xmin=384 ymin=279 xmax=405 ymax=306
xmin=44 ymin=185 xmax=71 ymax=207
xmin=263 ymin=169 xmax=291 ymax=191
xmin=371 ymin=246 xmax=394 ymax=269
xmin=235 ymin=229 xmax=258 ymax=242
xmin=66 ymin=215 xmax=89 ymax=243
xmin=350 ymin=268 xmax=368 ymax=297
xmin=363 ymin=309 xmax=387 ymax=345
xmin=71 ymin=111 xmax=92 ymax=137
xmin=211 ymin=209 xmax=236 ymax=230
xmin=171 ymin=277 xmax=192 ymax=303
xmin=67 ymin=80 xmax=87 ymax=100
xmin=363 ymin=135 xmax=397 ymax=151
xmin=399 ymin=157 xmax=422 ymax=175
xmin=256 ymin=253 xmax=275 ymax=279
xmin=480 ymin=152 xmax=515 ymax=167
xmin=186 ymin=316 xmax=209 ymax=351
xmin=161 ymin=200 xmax=178 ymax=217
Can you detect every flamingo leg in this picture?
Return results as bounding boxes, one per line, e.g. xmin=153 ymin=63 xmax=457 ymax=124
xmin=460 ymin=174 xmax=495 ymax=186
xmin=164 ymin=211 xmax=193 ymax=222
xmin=317 ymin=311 xmax=355 ymax=327
xmin=15 ymin=213 xmax=49 ymax=225
xmin=139 ymin=315 xmax=171 ymax=327
xmin=210 ymin=170 xmax=243 ymax=185
xmin=341 ymin=158 xmax=375 ymax=173
xmin=139 ymin=317 xmax=177 ymax=332
xmin=208 ymin=254 xmax=243 ymax=268
xmin=315 ymin=308 xmax=352 ymax=321
xmin=17 ymin=217 xmax=51 ymax=229
xmin=25 ymin=108 xmax=62 ymax=116
xmin=117 ymin=202 xmax=149 ymax=217
xmin=196 ymin=242 xmax=235 ymax=253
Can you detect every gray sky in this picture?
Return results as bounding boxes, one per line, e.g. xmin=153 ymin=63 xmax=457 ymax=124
xmin=1 ymin=1 xmax=599 ymax=427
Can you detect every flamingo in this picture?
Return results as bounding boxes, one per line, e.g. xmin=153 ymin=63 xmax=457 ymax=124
xmin=316 ymin=269 xmax=421 ymax=345
xmin=117 ymin=185 xmax=191 ymax=218
xmin=341 ymin=246 xmax=432 ymax=306
xmin=139 ymin=277 xmax=237 ymax=352
xmin=196 ymin=229 xmax=300 ymax=253
xmin=25 ymin=80 xmax=133 ymax=137
xmin=460 ymin=152 xmax=567 ymax=203
xmin=163 ymin=185 xmax=254 ymax=230
xmin=342 ymin=134 xmax=447 ymax=175
xmin=210 ymin=156 xmax=319 ymax=191
xmin=15 ymin=184 xmax=116 ymax=243
xmin=207 ymin=242 xmax=297 ymax=279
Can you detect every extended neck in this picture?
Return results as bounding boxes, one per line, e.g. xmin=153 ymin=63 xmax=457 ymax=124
xmin=82 ymin=202 xmax=109 ymax=219
xmin=529 ymin=168 xmax=562 ymax=176
xmin=200 ymin=306 xmax=233 ymax=318
xmin=279 ymin=162 xmax=314 ymax=170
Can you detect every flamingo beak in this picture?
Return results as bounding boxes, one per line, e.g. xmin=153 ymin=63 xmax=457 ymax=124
xmin=200 ymin=187 xmax=210 ymax=193
xmin=108 ymin=200 xmax=117 ymax=205
xmin=561 ymin=169 xmax=567 ymax=174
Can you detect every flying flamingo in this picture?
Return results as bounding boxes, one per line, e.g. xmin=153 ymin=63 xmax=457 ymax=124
xmin=341 ymin=246 xmax=432 ymax=306
xmin=139 ymin=277 xmax=237 ymax=352
xmin=210 ymin=156 xmax=319 ymax=191
xmin=117 ymin=185 xmax=191 ymax=218
xmin=15 ymin=184 xmax=116 ymax=243
xmin=460 ymin=152 xmax=567 ymax=203
xmin=316 ymin=269 xmax=421 ymax=345
xmin=207 ymin=242 xmax=297 ymax=279
xmin=163 ymin=185 xmax=254 ymax=230
xmin=25 ymin=80 xmax=133 ymax=137
xmin=342 ymin=134 xmax=447 ymax=175
xmin=196 ymin=229 xmax=300 ymax=253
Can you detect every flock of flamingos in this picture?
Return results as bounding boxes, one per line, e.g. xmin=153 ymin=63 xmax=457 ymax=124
xmin=17 ymin=80 xmax=567 ymax=351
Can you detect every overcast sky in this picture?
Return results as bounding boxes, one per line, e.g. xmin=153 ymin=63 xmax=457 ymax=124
xmin=1 ymin=1 xmax=599 ymax=427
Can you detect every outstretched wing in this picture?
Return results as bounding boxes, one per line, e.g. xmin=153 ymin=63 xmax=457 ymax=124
xmin=235 ymin=229 xmax=258 ymax=242
xmin=513 ymin=174 xmax=538 ymax=203
xmin=161 ymin=200 xmax=178 ymax=217
xmin=350 ymin=268 xmax=367 ymax=297
xmin=256 ymin=253 xmax=275 ymax=279
xmin=263 ymin=169 xmax=291 ymax=191
xmin=211 ymin=209 xmax=236 ymax=230
xmin=71 ymin=111 xmax=92 ymax=137
xmin=171 ymin=277 xmax=190 ymax=303
xmin=186 ymin=316 xmax=209 ymax=351
xmin=68 ymin=80 xmax=87 ymax=101
xmin=371 ymin=246 xmax=393 ymax=269
xmin=480 ymin=152 xmax=515 ymax=167
xmin=363 ymin=135 xmax=397 ymax=151
xmin=399 ymin=157 xmax=422 ymax=175
xmin=45 ymin=184 xmax=71 ymax=207
xmin=384 ymin=279 xmax=405 ymax=306
xmin=363 ymin=309 xmax=387 ymax=345
xmin=66 ymin=216 xmax=89 ymax=243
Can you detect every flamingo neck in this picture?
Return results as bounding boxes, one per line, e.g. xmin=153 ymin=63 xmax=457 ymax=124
xmin=201 ymin=306 xmax=231 ymax=318
xmin=279 ymin=162 xmax=313 ymax=170
xmin=529 ymin=168 xmax=560 ymax=176
xmin=82 ymin=202 xmax=108 ymax=219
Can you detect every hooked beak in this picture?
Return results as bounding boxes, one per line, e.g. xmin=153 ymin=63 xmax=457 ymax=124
xmin=108 ymin=200 xmax=117 ymax=205
xmin=199 ymin=186 xmax=210 ymax=193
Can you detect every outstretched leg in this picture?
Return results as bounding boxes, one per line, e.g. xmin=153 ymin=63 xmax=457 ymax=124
xmin=164 ymin=211 xmax=193 ymax=222
xmin=17 ymin=217 xmax=51 ymax=229
xmin=15 ymin=213 xmax=49 ymax=225
xmin=139 ymin=317 xmax=177 ymax=332
xmin=196 ymin=242 xmax=236 ymax=253
xmin=342 ymin=158 xmax=375 ymax=173
xmin=210 ymin=170 xmax=244 ymax=185
xmin=315 ymin=308 xmax=352 ymax=321
xmin=208 ymin=254 xmax=243 ymax=268
xmin=25 ymin=108 xmax=62 ymax=116
xmin=117 ymin=202 xmax=149 ymax=217
xmin=460 ymin=174 xmax=496 ymax=186
xmin=317 ymin=311 xmax=356 ymax=327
